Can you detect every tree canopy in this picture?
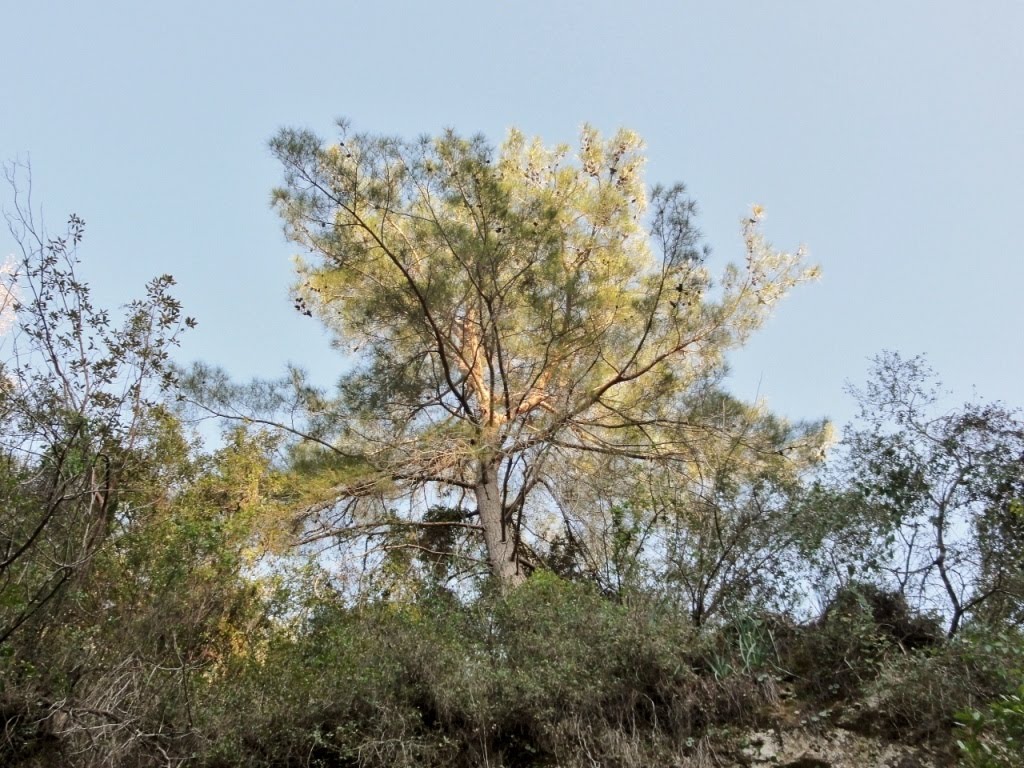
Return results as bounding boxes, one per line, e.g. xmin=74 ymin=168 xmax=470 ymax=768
xmin=841 ymin=353 xmax=1024 ymax=635
xmin=263 ymin=122 xmax=827 ymax=587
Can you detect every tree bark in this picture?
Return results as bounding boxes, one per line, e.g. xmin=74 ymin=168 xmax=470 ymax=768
xmin=475 ymin=462 xmax=526 ymax=589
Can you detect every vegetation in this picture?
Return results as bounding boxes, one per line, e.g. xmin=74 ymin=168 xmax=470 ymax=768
xmin=0 ymin=126 xmax=1020 ymax=767
xmin=192 ymin=123 xmax=825 ymax=591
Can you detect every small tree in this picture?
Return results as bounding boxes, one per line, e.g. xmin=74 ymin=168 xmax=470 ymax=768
xmin=207 ymin=123 xmax=823 ymax=589
xmin=844 ymin=352 xmax=1024 ymax=636
xmin=541 ymin=390 xmax=827 ymax=616
xmin=0 ymin=162 xmax=193 ymax=645
xmin=657 ymin=401 xmax=826 ymax=625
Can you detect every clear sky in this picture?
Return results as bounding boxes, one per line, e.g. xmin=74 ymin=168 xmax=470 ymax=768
xmin=2 ymin=1 xmax=1021 ymax=430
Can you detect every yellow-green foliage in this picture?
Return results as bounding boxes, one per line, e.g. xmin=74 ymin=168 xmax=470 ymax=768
xmin=269 ymin=122 xmax=827 ymax=583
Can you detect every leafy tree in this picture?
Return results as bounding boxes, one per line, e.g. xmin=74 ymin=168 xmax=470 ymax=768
xmin=201 ymin=122 xmax=825 ymax=589
xmin=541 ymin=390 xmax=828 ymax=616
xmin=656 ymin=404 xmax=827 ymax=625
xmin=843 ymin=352 xmax=1024 ymax=636
xmin=0 ymin=162 xmax=194 ymax=646
xmin=0 ymin=166 xmax=287 ymax=767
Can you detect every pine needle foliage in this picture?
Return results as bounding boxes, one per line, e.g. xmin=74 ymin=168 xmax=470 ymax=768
xmin=267 ymin=121 xmax=824 ymax=587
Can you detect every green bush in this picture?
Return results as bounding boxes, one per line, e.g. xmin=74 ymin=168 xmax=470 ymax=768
xmin=867 ymin=628 xmax=1024 ymax=741
xmin=958 ymin=685 xmax=1024 ymax=767
xmin=196 ymin=575 xmax=1019 ymax=767
xmin=197 ymin=572 xmax=731 ymax=767
xmin=199 ymin=600 xmax=470 ymax=768
xmin=782 ymin=583 xmax=942 ymax=704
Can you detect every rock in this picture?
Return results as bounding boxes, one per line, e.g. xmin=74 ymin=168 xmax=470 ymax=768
xmin=728 ymin=726 xmax=937 ymax=768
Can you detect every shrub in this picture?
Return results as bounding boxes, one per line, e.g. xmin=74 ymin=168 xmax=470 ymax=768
xmin=782 ymin=583 xmax=943 ymax=703
xmin=957 ymin=684 xmax=1024 ymax=767
xmin=868 ymin=628 xmax=1024 ymax=742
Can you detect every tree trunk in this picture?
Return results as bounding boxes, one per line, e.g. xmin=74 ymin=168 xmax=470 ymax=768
xmin=474 ymin=463 xmax=526 ymax=590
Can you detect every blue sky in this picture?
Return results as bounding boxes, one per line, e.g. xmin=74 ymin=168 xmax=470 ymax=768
xmin=2 ymin=1 xmax=1021 ymax=430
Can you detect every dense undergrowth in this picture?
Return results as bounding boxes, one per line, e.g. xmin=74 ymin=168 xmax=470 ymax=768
xmin=5 ymin=572 xmax=1021 ymax=767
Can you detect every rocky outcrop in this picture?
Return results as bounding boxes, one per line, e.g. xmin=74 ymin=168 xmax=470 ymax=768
xmin=722 ymin=726 xmax=942 ymax=768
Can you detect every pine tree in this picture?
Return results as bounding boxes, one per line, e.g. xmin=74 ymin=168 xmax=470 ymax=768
xmin=258 ymin=122 xmax=823 ymax=589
